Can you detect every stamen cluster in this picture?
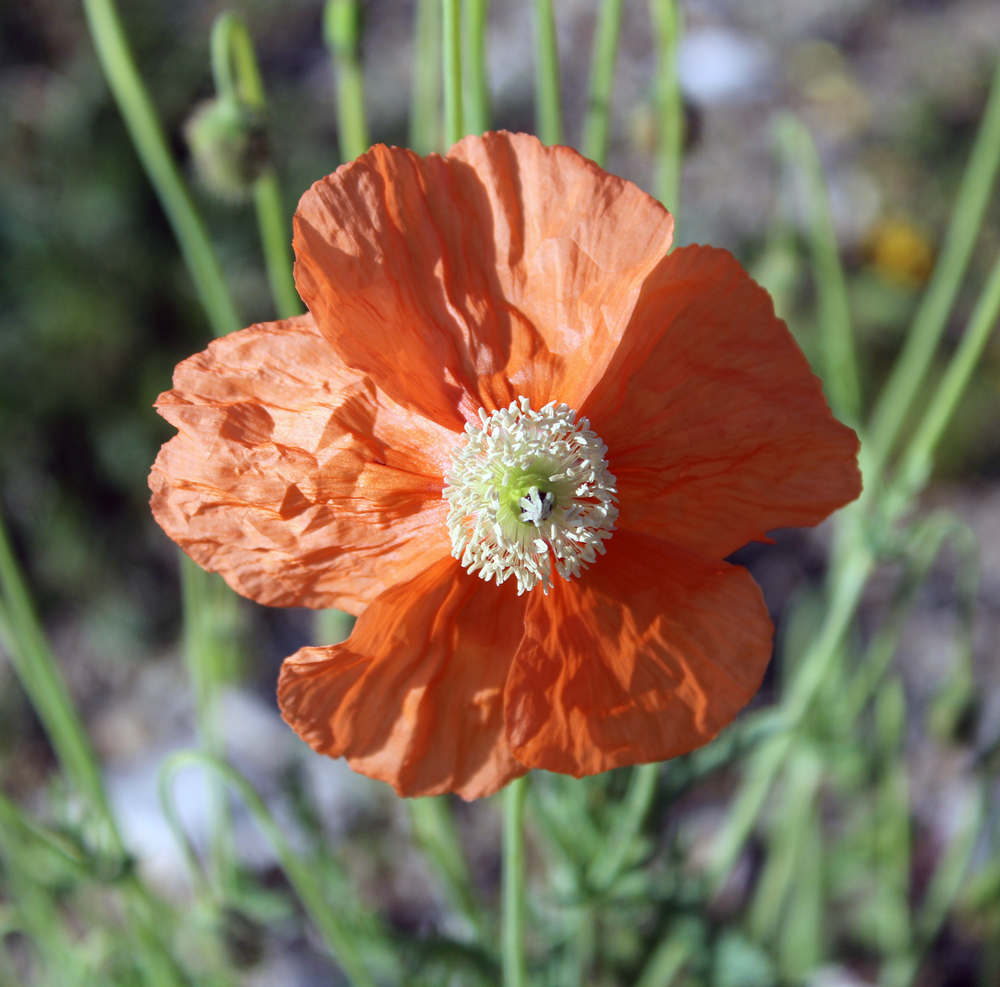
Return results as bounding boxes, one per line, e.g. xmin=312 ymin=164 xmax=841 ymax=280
xmin=444 ymin=397 xmax=618 ymax=594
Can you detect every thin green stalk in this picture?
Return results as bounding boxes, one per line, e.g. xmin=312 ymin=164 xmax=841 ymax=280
xmin=325 ymin=0 xmax=371 ymax=161
xmin=866 ymin=51 xmax=1000 ymax=483
xmin=588 ymin=762 xmax=659 ymax=890
xmin=533 ymin=0 xmax=562 ymax=145
xmin=409 ymin=796 xmax=490 ymax=942
xmin=0 ymin=513 xmax=187 ymax=985
xmin=503 ymin=775 xmax=529 ymax=987
xmin=211 ymin=13 xmax=300 ymax=319
xmin=443 ymin=0 xmax=464 ymax=147
xmin=887 ymin=246 xmax=1000 ymax=509
xmin=160 ymin=751 xmax=383 ymax=987
xmin=777 ymin=113 xmax=863 ymax=427
xmin=411 ymin=0 xmax=442 ymax=154
xmin=582 ymin=0 xmax=625 ymax=166
xmin=254 ymin=174 xmax=302 ymax=319
xmin=0 ymin=514 xmax=119 ymax=850
xmin=649 ymin=0 xmax=683 ymax=222
xmin=180 ymin=556 xmax=237 ymax=893
xmin=79 ymin=0 xmax=241 ymax=338
xmin=463 ymin=0 xmax=491 ymax=134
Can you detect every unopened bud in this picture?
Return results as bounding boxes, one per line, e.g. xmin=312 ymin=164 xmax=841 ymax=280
xmin=184 ymin=97 xmax=268 ymax=202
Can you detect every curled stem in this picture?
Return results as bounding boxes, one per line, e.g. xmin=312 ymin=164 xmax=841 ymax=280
xmin=80 ymin=0 xmax=241 ymax=337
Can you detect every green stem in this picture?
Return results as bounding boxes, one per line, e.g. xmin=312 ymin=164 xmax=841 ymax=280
xmin=888 ymin=247 xmax=1000 ymax=507
xmin=588 ymin=762 xmax=659 ymax=890
xmin=211 ymin=12 xmax=301 ymax=319
xmin=160 ymin=751 xmax=383 ymax=987
xmin=443 ymin=0 xmax=464 ymax=147
xmin=411 ymin=0 xmax=442 ymax=153
xmin=582 ymin=0 xmax=625 ymax=166
xmin=649 ymin=0 xmax=683 ymax=223
xmin=777 ymin=114 xmax=863 ymax=427
xmin=533 ymin=0 xmax=562 ymax=145
xmin=503 ymin=775 xmax=529 ymax=987
xmin=180 ymin=557 xmax=237 ymax=893
xmin=0 ymin=513 xmax=120 ymax=851
xmin=865 ymin=51 xmax=1000 ymax=484
xmin=254 ymin=172 xmax=302 ymax=319
xmin=409 ymin=797 xmax=490 ymax=942
xmin=463 ymin=0 xmax=491 ymax=134
xmin=79 ymin=0 xmax=241 ymax=338
xmin=325 ymin=0 xmax=371 ymax=161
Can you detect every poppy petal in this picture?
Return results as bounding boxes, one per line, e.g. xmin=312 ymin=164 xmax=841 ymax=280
xmin=504 ymin=529 xmax=773 ymax=776
xmin=293 ymin=131 xmax=674 ymax=431
xmin=583 ymin=245 xmax=862 ymax=559
xmin=150 ymin=314 xmax=454 ymax=615
xmin=278 ymin=557 xmax=528 ymax=799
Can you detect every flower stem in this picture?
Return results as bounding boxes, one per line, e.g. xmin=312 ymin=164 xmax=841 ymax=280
xmin=443 ymin=0 xmax=464 ymax=147
xmin=463 ymin=0 xmax=491 ymax=134
xmin=582 ymin=0 xmax=624 ymax=166
xmin=649 ymin=0 xmax=683 ymax=224
xmin=325 ymin=0 xmax=371 ymax=161
xmin=533 ymin=0 xmax=562 ymax=145
xmin=503 ymin=775 xmax=529 ymax=987
xmin=411 ymin=0 xmax=442 ymax=153
xmin=79 ymin=0 xmax=241 ymax=338
xmin=409 ymin=796 xmax=490 ymax=941
xmin=210 ymin=13 xmax=301 ymax=320
xmin=776 ymin=114 xmax=862 ymax=429
xmin=0 ymin=512 xmax=119 ymax=849
xmin=160 ymin=752 xmax=384 ymax=987
xmin=865 ymin=50 xmax=1000 ymax=485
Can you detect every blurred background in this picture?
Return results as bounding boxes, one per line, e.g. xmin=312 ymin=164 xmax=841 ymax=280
xmin=1 ymin=0 xmax=1000 ymax=984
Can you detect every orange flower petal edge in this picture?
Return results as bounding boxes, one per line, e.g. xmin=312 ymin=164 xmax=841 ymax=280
xmin=150 ymin=314 xmax=454 ymax=615
xmin=277 ymin=555 xmax=528 ymax=799
xmin=292 ymin=131 xmax=674 ymax=430
xmin=150 ymin=132 xmax=862 ymax=799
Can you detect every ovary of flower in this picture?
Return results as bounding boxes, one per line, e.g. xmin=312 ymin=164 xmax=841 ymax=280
xmin=443 ymin=397 xmax=618 ymax=594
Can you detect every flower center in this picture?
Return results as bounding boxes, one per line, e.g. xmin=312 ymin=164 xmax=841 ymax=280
xmin=444 ymin=397 xmax=618 ymax=594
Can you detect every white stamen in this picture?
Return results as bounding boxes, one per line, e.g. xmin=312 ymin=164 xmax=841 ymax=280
xmin=443 ymin=398 xmax=618 ymax=594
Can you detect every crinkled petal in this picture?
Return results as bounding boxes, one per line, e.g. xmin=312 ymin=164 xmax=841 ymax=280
xmin=504 ymin=529 xmax=773 ymax=776
xmin=293 ymin=131 xmax=674 ymax=431
xmin=583 ymin=245 xmax=862 ymax=559
xmin=150 ymin=314 xmax=454 ymax=615
xmin=278 ymin=557 xmax=528 ymax=799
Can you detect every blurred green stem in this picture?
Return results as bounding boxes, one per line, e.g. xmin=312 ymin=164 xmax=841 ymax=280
xmin=865 ymin=51 xmax=1000 ymax=484
xmin=649 ymin=0 xmax=683 ymax=223
xmin=211 ymin=12 xmax=301 ymax=320
xmin=503 ymin=775 xmax=529 ymax=987
xmin=325 ymin=0 xmax=371 ymax=161
xmin=79 ymin=0 xmax=241 ymax=338
xmin=443 ymin=0 xmax=464 ymax=147
xmin=463 ymin=0 xmax=491 ymax=134
xmin=411 ymin=0 xmax=442 ymax=153
xmin=777 ymin=114 xmax=862 ymax=427
xmin=0 ymin=514 xmax=118 ymax=849
xmin=533 ymin=0 xmax=562 ymax=145
xmin=588 ymin=762 xmax=659 ymax=890
xmin=409 ymin=796 xmax=490 ymax=942
xmin=180 ymin=557 xmax=236 ymax=893
xmin=583 ymin=0 xmax=624 ymax=166
xmin=160 ymin=751 xmax=383 ymax=987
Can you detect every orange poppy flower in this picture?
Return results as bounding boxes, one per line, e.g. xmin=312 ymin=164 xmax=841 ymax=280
xmin=150 ymin=131 xmax=861 ymax=799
